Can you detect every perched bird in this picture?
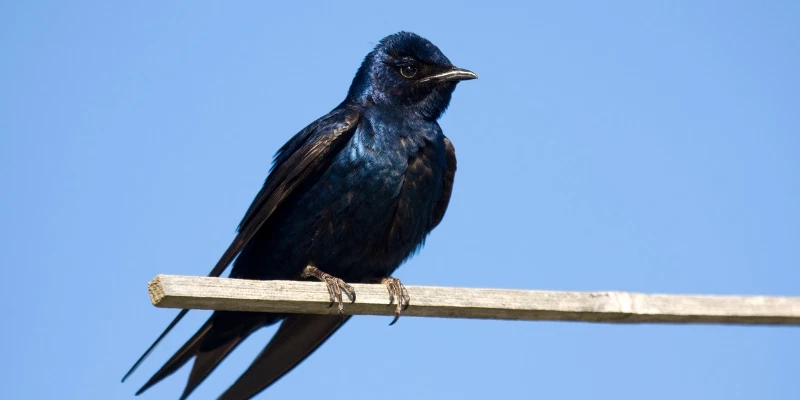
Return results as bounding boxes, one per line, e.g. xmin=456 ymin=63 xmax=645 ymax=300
xmin=123 ymin=31 xmax=476 ymax=400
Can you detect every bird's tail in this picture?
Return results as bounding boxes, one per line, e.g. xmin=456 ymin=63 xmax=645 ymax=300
xmin=217 ymin=314 xmax=351 ymax=400
xmin=135 ymin=311 xmax=280 ymax=400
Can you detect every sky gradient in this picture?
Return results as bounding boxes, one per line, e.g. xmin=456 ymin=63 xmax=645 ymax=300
xmin=2 ymin=1 xmax=798 ymax=399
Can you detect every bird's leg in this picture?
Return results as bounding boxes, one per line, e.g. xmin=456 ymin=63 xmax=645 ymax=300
xmin=380 ymin=277 xmax=410 ymax=326
xmin=301 ymin=265 xmax=356 ymax=316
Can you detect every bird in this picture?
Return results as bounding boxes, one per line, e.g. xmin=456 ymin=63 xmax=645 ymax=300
xmin=123 ymin=31 xmax=476 ymax=400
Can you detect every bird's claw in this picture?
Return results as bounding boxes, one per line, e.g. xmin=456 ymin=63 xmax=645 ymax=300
xmin=381 ymin=277 xmax=410 ymax=325
xmin=301 ymin=265 xmax=355 ymax=318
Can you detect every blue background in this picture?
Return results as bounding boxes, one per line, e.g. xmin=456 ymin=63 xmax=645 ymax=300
xmin=2 ymin=1 xmax=798 ymax=399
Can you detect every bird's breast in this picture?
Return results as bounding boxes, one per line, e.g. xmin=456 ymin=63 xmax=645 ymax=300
xmin=236 ymin=114 xmax=447 ymax=282
xmin=306 ymin=117 xmax=446 ymax=278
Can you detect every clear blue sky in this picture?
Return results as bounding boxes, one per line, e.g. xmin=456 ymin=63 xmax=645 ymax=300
xmin=2 ymin=1 xmax=798 ymax=399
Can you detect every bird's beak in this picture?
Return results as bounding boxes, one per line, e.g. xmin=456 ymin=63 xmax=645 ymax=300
xmin=419 ymin=67 xmax=478 ymax=83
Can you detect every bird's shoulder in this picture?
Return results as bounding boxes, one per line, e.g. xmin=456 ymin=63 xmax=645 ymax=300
xmin=235 ymin=106 xmax=361 ymax=234
xmin=271 ymin=106 xmax=362 ymax=172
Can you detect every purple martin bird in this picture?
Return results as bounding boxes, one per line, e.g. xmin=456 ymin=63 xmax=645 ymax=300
xmin=123 ymin=31 xmax=476 ymax=400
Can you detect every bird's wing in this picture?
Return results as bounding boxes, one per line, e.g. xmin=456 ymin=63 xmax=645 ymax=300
xmin=223 ymin=106 xmax=361 ymax=278
xmin=123 ymin=107 xmax=361 ymax=382
xmin=217 ymin=315 xmax=351 ymax=400
xmin=430 ymin=136 xmax=457 ymax=229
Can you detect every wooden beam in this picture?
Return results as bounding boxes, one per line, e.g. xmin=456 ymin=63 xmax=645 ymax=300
xmin=148 ymin=274 xmax=800 ymax=325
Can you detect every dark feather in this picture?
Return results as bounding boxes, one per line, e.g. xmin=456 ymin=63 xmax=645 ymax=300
xmin=431 ymin=137 xmax=457 ymax=229
xmin=218 ymin=315 xmax=350 ymax=400
xmin=126 ymin=108 xmax=360 ymax=385
xmin=135 ymin=320 xmax=212 ymax=395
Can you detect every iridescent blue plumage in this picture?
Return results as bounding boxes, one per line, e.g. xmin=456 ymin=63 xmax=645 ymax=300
xmin=127 ymin=31 xmax=475 ymax=400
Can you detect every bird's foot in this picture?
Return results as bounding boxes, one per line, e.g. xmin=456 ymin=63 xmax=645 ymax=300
xmin=301 ymin=265 xmax=356 ymax=317
xmin=381 ymin=277 xmax=410 ymax=326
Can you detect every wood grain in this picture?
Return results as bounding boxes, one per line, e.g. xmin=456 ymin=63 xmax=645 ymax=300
xmin=148 ymin=274 xmax=800 ymax=325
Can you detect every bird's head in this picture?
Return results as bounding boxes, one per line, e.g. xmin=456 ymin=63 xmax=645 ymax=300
xmin=347 ymin=32 xmax=477 ymax=120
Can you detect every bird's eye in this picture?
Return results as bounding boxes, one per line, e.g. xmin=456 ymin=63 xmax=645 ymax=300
xmin=400 ymin=65 xmax=418 ymax=79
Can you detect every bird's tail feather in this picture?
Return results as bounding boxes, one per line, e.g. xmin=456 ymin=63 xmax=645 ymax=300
xmin=218 ymin=314 xmax=351 ymax=400
xmin=135 ymin=312 xmax=278 ymax=398
xmin=135 ymin=318 xmax=213 ymax=396
xmin=178 ymin=334 xmax=245 ymax=400
xmin=123 ymin=309 xmax=190 ymax=383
